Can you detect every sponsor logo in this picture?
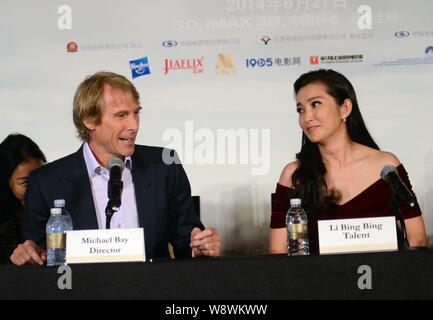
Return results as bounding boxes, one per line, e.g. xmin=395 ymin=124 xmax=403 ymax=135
xmin=246 ymin=57 xmax=301 ymax=68
xmin=311 ymin=54 xmax=363 ymax=64
xmin=129 ymin=56 xmax=151 ymax=79
xmin=261 ymin=35 xmax=271 ymax=45
xmin=66 ymin=41 xmax=78 ymax=53
xmin=373 ymin=47 xmax=433 ymax=67
xmin=246 ymin=58 xmax=273 ymax=68
xmin=274 ymin=57 xmax=301 ymax=66
xmin=310 ymin=56 xmax=319 ymax=64
xmin=216 ymin=53 xmax=236 ymax=75
xmin=177 ymin=38 xmax=240 ymax=47
xmin=162 ymin=40 xmax=178 ymax=48
xmin=395 ymin=31 xmax=410 ymax=38
xmin=164 ymin=57 xmax=204 ymax=74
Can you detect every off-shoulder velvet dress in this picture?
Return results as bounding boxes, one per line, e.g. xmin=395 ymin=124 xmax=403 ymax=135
xmin=270 ymin=164 xmax=422 ymax=254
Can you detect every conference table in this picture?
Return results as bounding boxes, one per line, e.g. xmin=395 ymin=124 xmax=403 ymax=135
xmin=1 ymin=249 xmax=432 ymax=300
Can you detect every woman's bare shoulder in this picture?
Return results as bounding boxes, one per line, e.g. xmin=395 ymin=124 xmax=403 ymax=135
xmin=278 ymin=161 xmax=299 ymax=187
xmin=378 ymin=151 xmax=400 ymax=167
xmin=357 ymin=147 xmax=401 ymax=179
xmin=371 ymin=149 xmax=401 ymax=167
xmin=355 ymin=144 xmax=400 ymax=166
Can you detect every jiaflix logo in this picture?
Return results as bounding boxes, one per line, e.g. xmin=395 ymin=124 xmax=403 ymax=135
xmin=164 ymin=57 xmax=204 ymax=74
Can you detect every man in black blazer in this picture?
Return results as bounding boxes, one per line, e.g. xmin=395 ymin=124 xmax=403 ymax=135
xmin=10 ymin=71 xmax=220 ymax=265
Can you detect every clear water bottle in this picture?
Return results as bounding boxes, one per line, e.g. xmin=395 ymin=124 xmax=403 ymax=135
xmin=54 ymin=199 xmax=73 ymax=231
xmin=286 ymin=198 xmax=309 ymax=256
xmin=46 ymin=207 xmax=67 ymax=266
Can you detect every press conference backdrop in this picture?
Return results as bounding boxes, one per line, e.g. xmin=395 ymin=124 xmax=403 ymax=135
xmin=1 ymin=0 xmax=432 ymax=255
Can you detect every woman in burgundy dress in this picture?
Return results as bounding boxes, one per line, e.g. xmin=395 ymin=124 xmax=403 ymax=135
xmin=269 ymin=69 xmax=427 ymax=254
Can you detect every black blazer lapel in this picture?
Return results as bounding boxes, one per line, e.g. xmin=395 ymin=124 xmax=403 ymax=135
xmin=131 ymin=150 xmax=156 ymax=259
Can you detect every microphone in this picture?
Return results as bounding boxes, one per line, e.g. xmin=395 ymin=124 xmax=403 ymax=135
xmin=380 ymin=164 xmax=416 ymax=207
xmin=107 ymin=157 xmax=124 ymax=215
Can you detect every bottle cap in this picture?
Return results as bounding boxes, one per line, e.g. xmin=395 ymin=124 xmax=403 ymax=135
xmin=54 ymin=199 xmax=65 ymax=207
xmin=50 ymin=208 xmax=62 ymax=215
xmin=290 ymin=198 xmax=301 ymax=206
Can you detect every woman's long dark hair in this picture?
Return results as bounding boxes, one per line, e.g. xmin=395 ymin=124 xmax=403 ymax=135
xmin=0 ymin=134 xmax=46 ymax=223
xmin=291 ymin=69 xmax=379 ymax=214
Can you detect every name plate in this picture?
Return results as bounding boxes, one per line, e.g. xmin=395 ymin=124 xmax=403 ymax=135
xmin=66 ymin=228 xmax=145 ymax=264
xmin=318 ymin=217 xmax=398 ymax=254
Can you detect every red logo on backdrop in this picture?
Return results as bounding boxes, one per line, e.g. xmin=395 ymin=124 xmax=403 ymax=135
xmin=163 ymin=57 xmax=204 ymax=74
xmin=67 ymin=41 xmax=78 ymax=53
xmin=310 ymin=56 xmax=319 ymax=64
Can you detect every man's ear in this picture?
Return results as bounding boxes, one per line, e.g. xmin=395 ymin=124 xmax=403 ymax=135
xmin=83 ymin=118 xmax=97 ymax=131
xmin=340 ymin=99 xmax=353 ymax=119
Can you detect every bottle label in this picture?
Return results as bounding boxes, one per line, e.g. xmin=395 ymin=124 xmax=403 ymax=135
xmin=287 ymin=224 xmax=308 ymax=239
xmin=47 ymin=232 xmax=66 ymax=249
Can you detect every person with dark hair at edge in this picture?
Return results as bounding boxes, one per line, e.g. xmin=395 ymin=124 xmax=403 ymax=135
xmin=0 ymin=134 xmax=46 ymax=264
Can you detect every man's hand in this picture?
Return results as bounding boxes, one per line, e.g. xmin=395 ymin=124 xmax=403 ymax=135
xmin=10 ymin=240 xmax=46 ymax=266
xmin=190 ymin=227 xmax=220 ymax=257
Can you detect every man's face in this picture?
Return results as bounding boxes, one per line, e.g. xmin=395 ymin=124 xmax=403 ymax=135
xmin=85 ymin=83 xmax=141 ymax=167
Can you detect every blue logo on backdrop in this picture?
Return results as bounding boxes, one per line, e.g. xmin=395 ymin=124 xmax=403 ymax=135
xmin=163 ymin=40 xmax=178 ymax=47
xmin=129 ymin=56 xmax=151 ymax=78
xmin=246 ymin=58 xmax=273 ymax=68
xmin=426 ymin=46 xmax=433 ymax=54
xmin=395 ymin=31 xmax=410 ymax=38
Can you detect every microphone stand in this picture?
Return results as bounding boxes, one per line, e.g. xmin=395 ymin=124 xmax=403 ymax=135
xmin=389 ymin=194 xmax=427 ymax=251
xmin=105 ymin=201 xmax=120 ymax=229
xmin=105 ymin=173 xmax=123 ymax=229
xmin=389 ymin=196 xmax=409 ymax=250
xmin=104 ymin=158 xmax=124 ymax=229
